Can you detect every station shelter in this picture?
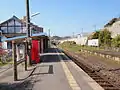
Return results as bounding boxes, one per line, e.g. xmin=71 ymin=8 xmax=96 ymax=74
xmin=2 ymin=32 xmax=48 ymax=64
xmin=2 ymin=32 xmax=48 ymax=81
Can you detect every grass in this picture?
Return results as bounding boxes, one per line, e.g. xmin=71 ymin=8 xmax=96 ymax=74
xmin=58 ymin=43 xmax=101 ymax=52
xmin=0 ymin=62 xmax=6 ymax=66
xmin=0 ymin=57 xmax=13 ymax=66
xmin=58 ymin=42 xmax=120 ymax=66
xmin=59 ymin=43 xmax=107 ymax=53
xmin=58 ymin=43 xmax=81 ymax=52
xmin=0 ymin=61 xmax=13 ymax=66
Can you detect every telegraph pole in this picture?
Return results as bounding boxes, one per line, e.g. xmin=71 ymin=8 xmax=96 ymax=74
xmin=93 ymin=25 xmax=96 ymax=31
xmin=72 ymin=32 xmax=74 ymax=38
xmin=26 ymin=0 xmax=32 ymax=65
xmin=26 ymin=0 xmax=30 ymax=37
xmin=48 ymin=29 xmax=50 ymax=38
xmin=81 ymin=28 xmax=83 ymax=37
xmin=48 ymin=29 xmax=51 ymax=47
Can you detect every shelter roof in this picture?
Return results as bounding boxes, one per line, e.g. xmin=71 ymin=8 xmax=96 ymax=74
xmin=2 ymin=32 xmax=47 ymax=42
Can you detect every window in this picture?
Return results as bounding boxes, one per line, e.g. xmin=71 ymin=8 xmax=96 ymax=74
xmin=15 ymin=21 xmax=21 ymax=26
xmin=8 ymin=27 xmax=14 ymax=33
xmin=15 ymin=27 xmax=21 ymax=33
xmin=7 ymin=42 xmax=12 ymax=49
xmin=1 ymin=27 xmax=7 ymax=33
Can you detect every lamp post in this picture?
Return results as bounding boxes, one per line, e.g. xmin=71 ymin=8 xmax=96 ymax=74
xmin=31 ymin=12 xmax=40 ymax=18
xmin=30 ymin=13 xmax=40 ymax=36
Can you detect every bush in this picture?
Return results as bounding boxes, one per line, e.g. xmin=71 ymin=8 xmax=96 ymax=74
xmin=62 ymin=41 xmax=76 ymax=45
xmin=112 ymin=35 xmax=120 ymax=47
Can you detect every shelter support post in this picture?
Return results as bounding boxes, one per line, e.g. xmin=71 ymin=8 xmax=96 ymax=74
xmin=45 ymin=39 xmax=47 ymax=50
xmin=24 ymin=42 xmax=27 ymax=71
xmin=38 ymin=40 xmax=41 ymax=54
xmin=16 ymin=44 xmax=20 ymax=62
xmin=12 ymin=41 xmax=17 ymax=81
xmin=27 ymin=41 xmax=32 ymax=66
xmin=44 ymin=38 xmax=48 ymax=50
xmin=46 ymin=38 xmax=48 ymax=49
xmin=41 ymin=38 xmax=43 ymax=53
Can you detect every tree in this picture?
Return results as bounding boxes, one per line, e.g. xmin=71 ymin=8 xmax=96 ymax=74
xmin=99 ymin=30 xmax=104 ymax=46
xmin=103 ymin=29 xmax=111 ymax=46
xmin=99 ymin=29 xmax=111 ymax=47
xmin=91 ymin=30 xmax=100 ymax=39
xmin=112 ymin=35 xmax=120 ymax=47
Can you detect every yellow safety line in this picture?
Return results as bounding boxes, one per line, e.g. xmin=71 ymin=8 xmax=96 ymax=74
xmin=61 ymin=60 xmax=81 ymax=90
xmin=55 ymin=47 xmax=104 ymax=90
xmin=69 ymin=61 xmax=104 ymax=90
xmin=54 ymin=46 xmax=81 ymax=90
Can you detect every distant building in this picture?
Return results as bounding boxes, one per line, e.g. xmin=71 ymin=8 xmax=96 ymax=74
xmin=0 ymin=16 xmax=43 ymax=49
xmin=59 ymin=33 xmax=89 ymax=46
xmin=88 ymin=39 xmax=99 ymax=47
xmin=104 ymin=17 xmax=120 ymax=38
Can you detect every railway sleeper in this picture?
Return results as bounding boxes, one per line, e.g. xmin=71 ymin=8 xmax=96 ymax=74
xmin=95 ymin=80 xmax=109 ymax=83
xmin=103 ymin=86 xmax=119 ymax=90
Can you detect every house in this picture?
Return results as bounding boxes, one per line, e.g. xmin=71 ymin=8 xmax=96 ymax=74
xmin=0 ymin=16 xmax=43 ymax=49
xmin=104 ymin=17 xmax=120 ymax=38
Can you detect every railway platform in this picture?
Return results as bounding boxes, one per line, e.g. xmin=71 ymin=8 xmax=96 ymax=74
xmin=0 ymin=47 xmax=104 ymax=90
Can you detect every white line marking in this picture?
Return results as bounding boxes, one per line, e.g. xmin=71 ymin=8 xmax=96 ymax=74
xmin=40 ymin=53 xmax=64 ymax=56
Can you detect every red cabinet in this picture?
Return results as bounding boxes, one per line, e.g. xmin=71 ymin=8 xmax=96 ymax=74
xmin=31 ymin=40 xmax=40 ymax=64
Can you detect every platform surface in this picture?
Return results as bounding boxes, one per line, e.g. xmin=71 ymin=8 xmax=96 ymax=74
xmin=0 ymin=46 xmax=104 ymax=90
xmin=33 ymin=46 xmax=104 ymax=90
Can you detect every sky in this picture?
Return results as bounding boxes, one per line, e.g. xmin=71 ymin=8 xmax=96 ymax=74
xmin=0 ymin=0 xmax=120 ymax=36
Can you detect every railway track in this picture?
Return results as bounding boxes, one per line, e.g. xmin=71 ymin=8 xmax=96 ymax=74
xmin=63 ymin=50 xmax=120 ymax=90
